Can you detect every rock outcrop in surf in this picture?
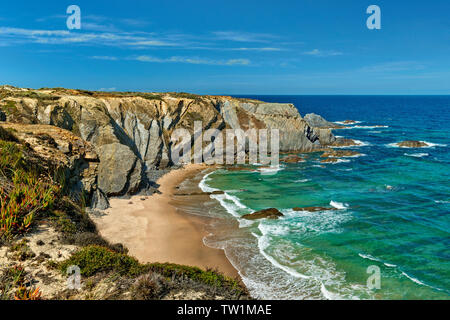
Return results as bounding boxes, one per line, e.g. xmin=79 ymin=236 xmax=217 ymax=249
xmin=242 ymin=208 xmax=284 ymax=220
xmin=396 ymin=141 xmax=428 ymax=148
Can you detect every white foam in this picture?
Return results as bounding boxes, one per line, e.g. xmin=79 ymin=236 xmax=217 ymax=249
xmin=243 ymin=210 xmax=374 ymax=300
xmin=334 ymin=120 xmax=363 ymax=125
xmin=210 ymin=193 xmax=249 ymax=218
xmin=387 ymin=141 xmax=447 ymax=149
xmin=423 ymin=141 xmax=447 ymax=148
xmin=331 ymin=140 xmax=370 ymax=148
xmin=258 ymin=223 xmax=290 ymax=237
xmin=294 ymin=179 xmax=311 ymax=183
xmin=330 ymin=201 xmax=348 ymax=210
xmin=404 ymin=153 xmax=429 ymax=158
xmin=255 ymin=232 xmax=311 ymax=279
xmin=353 ymin=140 xmax=370 ymax=147
xmin=358 ymin=253 xmax=397 ymax=268
xmin=198 ymin=171 xmax=219 ymax=193
xmin=338 ymin=124 xmax=388 ymax=130
xmin=327 ymin=153 xmax=366 ymax=158
xmin=320 ymin=283 xmax=344 ymax=300
xmin=353 ymin=125 xmax=388 ymax=129
xmin=435 ymin=200 xmax=450 ymax=204
xmin=323 ymin=159 xmax=351 ymax=164
xmin=384 ymin=262 xmax=397 ymax=268
xmin=400 ymin=270 xmax=432 ymax=288
xmin=256 ymin=229 xmax=366 ymax=300
xmin=348 ymin=153 xmax=366 ymax=158
xmin=258 ymin=165 xmax=284 ymax=175
xmin=199 ymin=171 xmax=255 ymax=223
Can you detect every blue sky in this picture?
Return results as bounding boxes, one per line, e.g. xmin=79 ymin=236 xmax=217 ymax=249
xmin=0 ymin=0 xmax=449 ymax=94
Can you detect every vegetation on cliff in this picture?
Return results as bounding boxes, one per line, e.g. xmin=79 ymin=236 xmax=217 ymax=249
xmin=0 ymin=125 xmax=248 ymax=300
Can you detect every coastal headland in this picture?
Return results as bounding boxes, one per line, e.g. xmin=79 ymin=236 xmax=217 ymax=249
xmin=0 ymin=86 xmax=352 ymax=299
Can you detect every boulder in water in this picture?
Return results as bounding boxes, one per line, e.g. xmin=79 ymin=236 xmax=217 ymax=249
xmin=397 ymin=141 xmax=428 ymax=148
xmin=330 ymin=138 xmax=359 ymax=147
xmin=320 ymin=158 xmax=339 ymax=163
xmin=321 ymin=149 xmax=361 ymax=158
xmin=282 ymin=155 xmax=305 ymax=163
xmin=242 ymin=208 xmax=284 ymax=220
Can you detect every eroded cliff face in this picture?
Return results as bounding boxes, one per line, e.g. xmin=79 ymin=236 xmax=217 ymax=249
xmin=0 ymin=86 xmax=334 ymax=205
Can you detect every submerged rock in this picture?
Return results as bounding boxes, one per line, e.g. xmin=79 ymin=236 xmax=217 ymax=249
xmin=321 ymin=149 xmax=361 ymax=158
xmin=281 ymin=155 xmax=305 ymax=163
xmin=292 ymin=206 xmax=338 ymax=212
xmin=342 ymin=120 xmax=357 ymax=124
xmin=330 ymin=138 xmax=359 ymax=147
xmin=242 ymin=208 xmax=284 ymax=220
xmin=397 ymin=140 xmax=428 ymax=148
xmin=320 ymin=158 xmax=340 ymax=163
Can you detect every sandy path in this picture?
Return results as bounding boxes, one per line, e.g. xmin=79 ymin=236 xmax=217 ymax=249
xmin=92 ymin=164 xmax=239 ymax=279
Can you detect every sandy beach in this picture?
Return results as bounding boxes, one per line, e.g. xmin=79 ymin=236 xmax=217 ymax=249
xmin=92 ymin=164 xmax=240 ymax=279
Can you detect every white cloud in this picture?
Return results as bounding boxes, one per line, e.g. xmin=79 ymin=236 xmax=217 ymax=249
xmin=303 ymin=49 xmax=343 ymax=57
xmin=134 ymin=55 xmax=250 ymax=66
xmin=0 ymin=27 xmax=180 ymax=47
xmin=358 ymin=61 xmax=426 ymax=73
xmin=91 ymin=56 xmax=119 ymax=61
xmin=212 ymin=31 xmax=278 ymax=43
xmin=231 ymin=47 xmax=283 ymax=52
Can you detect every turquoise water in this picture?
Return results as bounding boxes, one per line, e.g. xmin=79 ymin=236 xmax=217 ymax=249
xmin=199 ymin=96 xmax=450 ymax=300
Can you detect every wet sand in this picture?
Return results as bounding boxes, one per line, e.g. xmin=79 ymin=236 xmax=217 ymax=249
xmin=92 ymin=164 xmax=240 ymax=279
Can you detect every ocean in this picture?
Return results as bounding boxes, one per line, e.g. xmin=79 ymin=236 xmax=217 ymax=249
xmin=176 ymin=95 xmax=450 ymax=300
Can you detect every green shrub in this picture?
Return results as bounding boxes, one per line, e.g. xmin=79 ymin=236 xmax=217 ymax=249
xmin=59 ymin=245 xmax=148 ymax=277
xmin=2 ymin=101 xmax=18 ymax=116
xmin=9 ymin=239 xmax=35 ymax=261
xmin=62 ymin=231 xmax=128 ymax=254
xmin=0 ymin=140 xmax=60 ymax=237
xmin=132 ymin=273 xmax=169 ymax=300
xmin=169 ymin=92 xmax=202 ymax=100
xmin=148 ymin=263 xmax=241 ymax=291
xmin=60 ymin=245 xmax=245 ymax=295
xmin=1 ymin=172 xmax=59 ymax=236
xmin=0 ymin=140 xmax=23 ymax=175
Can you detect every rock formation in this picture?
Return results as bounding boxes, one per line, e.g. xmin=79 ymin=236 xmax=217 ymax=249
xmin=281 ymin=155 xmax=305 ymax=163
xmin=0 ymin=86 xmax=337 ymax=207
xmin=397 ymin=141 xmax=428 ymax=148
xmin=304 ymin=113 xmax=343 ymax=129
xmin=0 ymin=122 xmax=110 ymax=210
xmin=242 ymin=208 xmax=284 ymax=220
xmin=329 ymin=138 xmax=360 ymax=147
xmin=321 ymin=149 xmax=361 ymax=158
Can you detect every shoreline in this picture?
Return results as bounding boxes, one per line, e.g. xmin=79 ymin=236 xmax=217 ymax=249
xmin=92 ymin=164 xmax=240 ymax=280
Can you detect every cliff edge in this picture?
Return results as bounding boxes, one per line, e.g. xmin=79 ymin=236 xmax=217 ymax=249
xmin=0 ymin=86 xmax=335 ymax=208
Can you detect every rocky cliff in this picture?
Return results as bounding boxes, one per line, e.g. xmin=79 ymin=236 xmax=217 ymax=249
xmin=0 ymin=86 xmax=335 ymax=207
